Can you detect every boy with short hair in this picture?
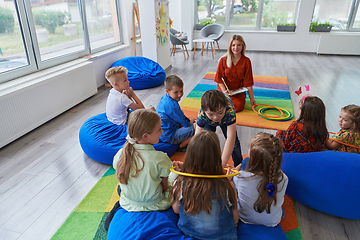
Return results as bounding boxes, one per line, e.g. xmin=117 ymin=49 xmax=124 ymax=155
xmin=156 ymin=75 xmax=195 ymax=147
xmin=196 ymin=89 xmax=243 ymax=167
xmin=105 ymin=66 xmax=153 ymax=125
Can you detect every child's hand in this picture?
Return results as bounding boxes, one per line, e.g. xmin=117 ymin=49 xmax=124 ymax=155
xmin=226 ymin=166 xmax=235 ymax=181
xmin=126 ymin=87 xmax=134 ymax=97
xmin=189 ymin=118 xmax=196 ymax=125
xmin=173 ymin=161 xmax=183 ymax=171
xmin=147 ymin=105 xmax=156 ymax=111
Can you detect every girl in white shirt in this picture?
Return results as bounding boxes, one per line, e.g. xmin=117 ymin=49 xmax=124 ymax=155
xmin=233 ymin=132 xmax=288 ymax=227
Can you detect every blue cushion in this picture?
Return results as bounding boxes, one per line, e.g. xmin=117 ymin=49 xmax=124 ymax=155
xmin=237 ymin=223 xmax=286 ymax=240
xmin=107 ymin=207 xmax=286 ymax=240
xmin=79 ymin=113 xmax=179 ymax=165
xmin=108 ymin=207 xmax=194 ymax=240
xmin=282 ymin=151 xmax=360 ymax=220
xmin=110 ymin=57 xmax=166 ymax=90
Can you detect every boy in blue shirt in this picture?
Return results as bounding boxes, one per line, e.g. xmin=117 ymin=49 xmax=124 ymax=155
xmin=157 ymin=75 xmax=195 ymax=148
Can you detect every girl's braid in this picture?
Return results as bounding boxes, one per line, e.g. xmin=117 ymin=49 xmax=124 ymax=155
xmin=268 ymin=136 xmax=278 ymax=185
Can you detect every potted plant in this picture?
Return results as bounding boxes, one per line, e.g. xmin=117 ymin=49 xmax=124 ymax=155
xmin=194 ymin=17 xmax=215 ymax=30
xmin=277 ymin=23 xmax=296 ymax=32
xmin=309 ymin=19 xmax=333 ymax=32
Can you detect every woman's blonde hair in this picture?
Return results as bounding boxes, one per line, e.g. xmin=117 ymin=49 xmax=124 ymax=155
xmin=225 ymin=35 xmax=246 ymax=68
xmin=247 ymin=132 xmax=284 ymax=214
xmin=171 ymin=131 xmax=237 ymax=215
xmin=116 ymin=109 xmax=161 ymax=184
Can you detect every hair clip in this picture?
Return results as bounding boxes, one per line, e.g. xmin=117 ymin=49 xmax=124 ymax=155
xmin=296 ymin=85 xmax=311 ymax=101
xmin=266 ymin=183 xmax=275 ymax=197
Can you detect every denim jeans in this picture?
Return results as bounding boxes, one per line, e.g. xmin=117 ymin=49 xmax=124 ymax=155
xmin=168 ymin=124 xmax=195 ymax=144
xmin=204 ymin=124 xmax=243 ymax=167
xmin=178 ymin=192 xmax=237 ymax=240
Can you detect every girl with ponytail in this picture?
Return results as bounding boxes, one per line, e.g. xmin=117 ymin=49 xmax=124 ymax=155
xmin=233 ymin=132 xmax=288 ymax=227
xmin=112 ymin=109 xmax=178 ymax=212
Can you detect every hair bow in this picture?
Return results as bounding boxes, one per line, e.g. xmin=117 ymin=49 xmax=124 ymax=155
xmin=126 ymin=134 xmax=137 ymax=145
xmin=266 ymin=183 xmax=276 ymax=197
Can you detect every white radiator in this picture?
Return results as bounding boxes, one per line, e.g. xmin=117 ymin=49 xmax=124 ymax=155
xmin=317 ymin=33 xmax=360 ymax=55
xmin=0 ymin=61 xmax=98 ymax=148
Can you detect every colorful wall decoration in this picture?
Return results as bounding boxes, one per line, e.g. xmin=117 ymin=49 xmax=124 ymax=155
xmin=155 ymin=1 xmax=169 ymax=46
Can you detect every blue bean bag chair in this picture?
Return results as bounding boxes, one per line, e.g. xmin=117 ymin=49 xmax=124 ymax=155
xmin=110 ymin=56 xmax=166 ymax=90
xmin=237 ymin=223 xmax=286 ymax=240
xmin=281 ymin=151 xmax=360 ymax=219
xmin=79 ymin=113 xmax=179 ymax=165
xmin=107 ymin=206 xmax=287 ymax=240
xmin=107 ymin=207 xmax=194 ymax=240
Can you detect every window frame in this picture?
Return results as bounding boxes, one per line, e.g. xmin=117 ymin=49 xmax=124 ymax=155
xmin=0 ymin=0 xmax=123 ymax=84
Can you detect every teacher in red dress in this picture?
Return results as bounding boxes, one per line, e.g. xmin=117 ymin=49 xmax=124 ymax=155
xmin=215 ymin=35 xmax=256 ymax=112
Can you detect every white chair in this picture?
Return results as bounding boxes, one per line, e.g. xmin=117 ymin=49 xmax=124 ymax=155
xmin=200 ymin=24 xmax=225 ymax=52
xmin=169 ymin=31 xmax=189 ymax=60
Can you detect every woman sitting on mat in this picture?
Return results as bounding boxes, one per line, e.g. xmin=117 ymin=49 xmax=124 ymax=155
xmin=276 ymin=96 xmax=328 ymax=153
xmin=171 ymin=130 xmax=238 ymax=240
xmin=232 ymin=132 xmax=288 ymax=227
xmin=215 ymin=34 xmax=256 ymax=112
xmin=326 ymin=104 xmax=360 ymax=154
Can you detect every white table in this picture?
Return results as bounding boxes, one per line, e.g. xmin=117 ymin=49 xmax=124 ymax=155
xmin=192 ymin=38 xmax=215 ymax=59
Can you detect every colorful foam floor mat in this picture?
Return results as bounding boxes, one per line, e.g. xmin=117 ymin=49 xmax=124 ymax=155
xmin=51 ymin=152 xmax=302 ymax=240
xmin=180 ymin=72 xmax=295 ymax=131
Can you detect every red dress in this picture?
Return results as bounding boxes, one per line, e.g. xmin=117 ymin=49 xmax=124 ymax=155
xmin=215 ymin=55 xmax=254 ymax=112
xmin=276 ymin=122 xmax=325 ymax=153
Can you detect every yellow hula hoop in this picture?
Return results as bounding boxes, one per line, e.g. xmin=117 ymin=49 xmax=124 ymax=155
xmin=170 ymin=166 xmax=239 ymax=178
xmin=258 ymin=106 xmax=292 ymax=121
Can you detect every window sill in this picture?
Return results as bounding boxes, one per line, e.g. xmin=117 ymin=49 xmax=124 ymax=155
xmin=87 ymin=44 xmax=130 ymax=59
xmin=0 ymin=44 xmax=130 ymax=94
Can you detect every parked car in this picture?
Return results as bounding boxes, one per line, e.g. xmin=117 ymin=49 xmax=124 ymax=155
xmin=212 ymin=6 xmax=221 ymax=14
xmin=318 ymin=18 xmax=344 ymax=30
xmin=0 ymin=58 xmax=28 ymax=73
xmin=233 ymin=5 xmax=245 ymax=14
xmin=213 ymin=5 xmax=245 ymax=16
xmin=213 ymin=7 xmax=225 ymax=16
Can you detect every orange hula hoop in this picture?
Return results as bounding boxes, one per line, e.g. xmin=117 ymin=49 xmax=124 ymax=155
xmin=328 ymin=131 xmax=360 ymax=150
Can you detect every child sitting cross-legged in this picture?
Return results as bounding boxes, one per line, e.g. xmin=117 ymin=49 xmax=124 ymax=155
xmin=326 ymin=104 xmax=360 ymax=153
xmin=111 ymin=109 xmax=180 ymax=212
xmin=156 ymin=75 xmax=195 ymax=149
xmin=276 ymin=96 xmax=328 ymax=153
xmin=171 ymin=130 xmax=238 ymax=240
xmin=105 ymin=66 xmax=155 ymax=125
xmin=232 ymin=132 xmax=288 ymax=227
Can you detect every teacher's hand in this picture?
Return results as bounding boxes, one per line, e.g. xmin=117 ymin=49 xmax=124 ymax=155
xmin=250 ymin=97 xmax=256 ymax=106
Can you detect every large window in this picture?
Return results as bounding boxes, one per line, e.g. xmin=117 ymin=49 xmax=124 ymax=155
xmin=196 ymin=0 xmax=360 ymax=31
xmin=312 ymin=0 xmax=360 ymax=30
xmin=0 ymin=0 xmax=122 ymax=83
xmin=196 ymin=0 xmax=299 ymax=29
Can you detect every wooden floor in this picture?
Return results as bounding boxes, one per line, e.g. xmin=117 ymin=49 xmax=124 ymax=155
xmin=0 ymin=49 xmax=360 ymax=240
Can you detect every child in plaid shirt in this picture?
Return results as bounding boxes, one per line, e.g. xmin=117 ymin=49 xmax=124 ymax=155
xmin=276 ymin=96 xmax=328 ymax=153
